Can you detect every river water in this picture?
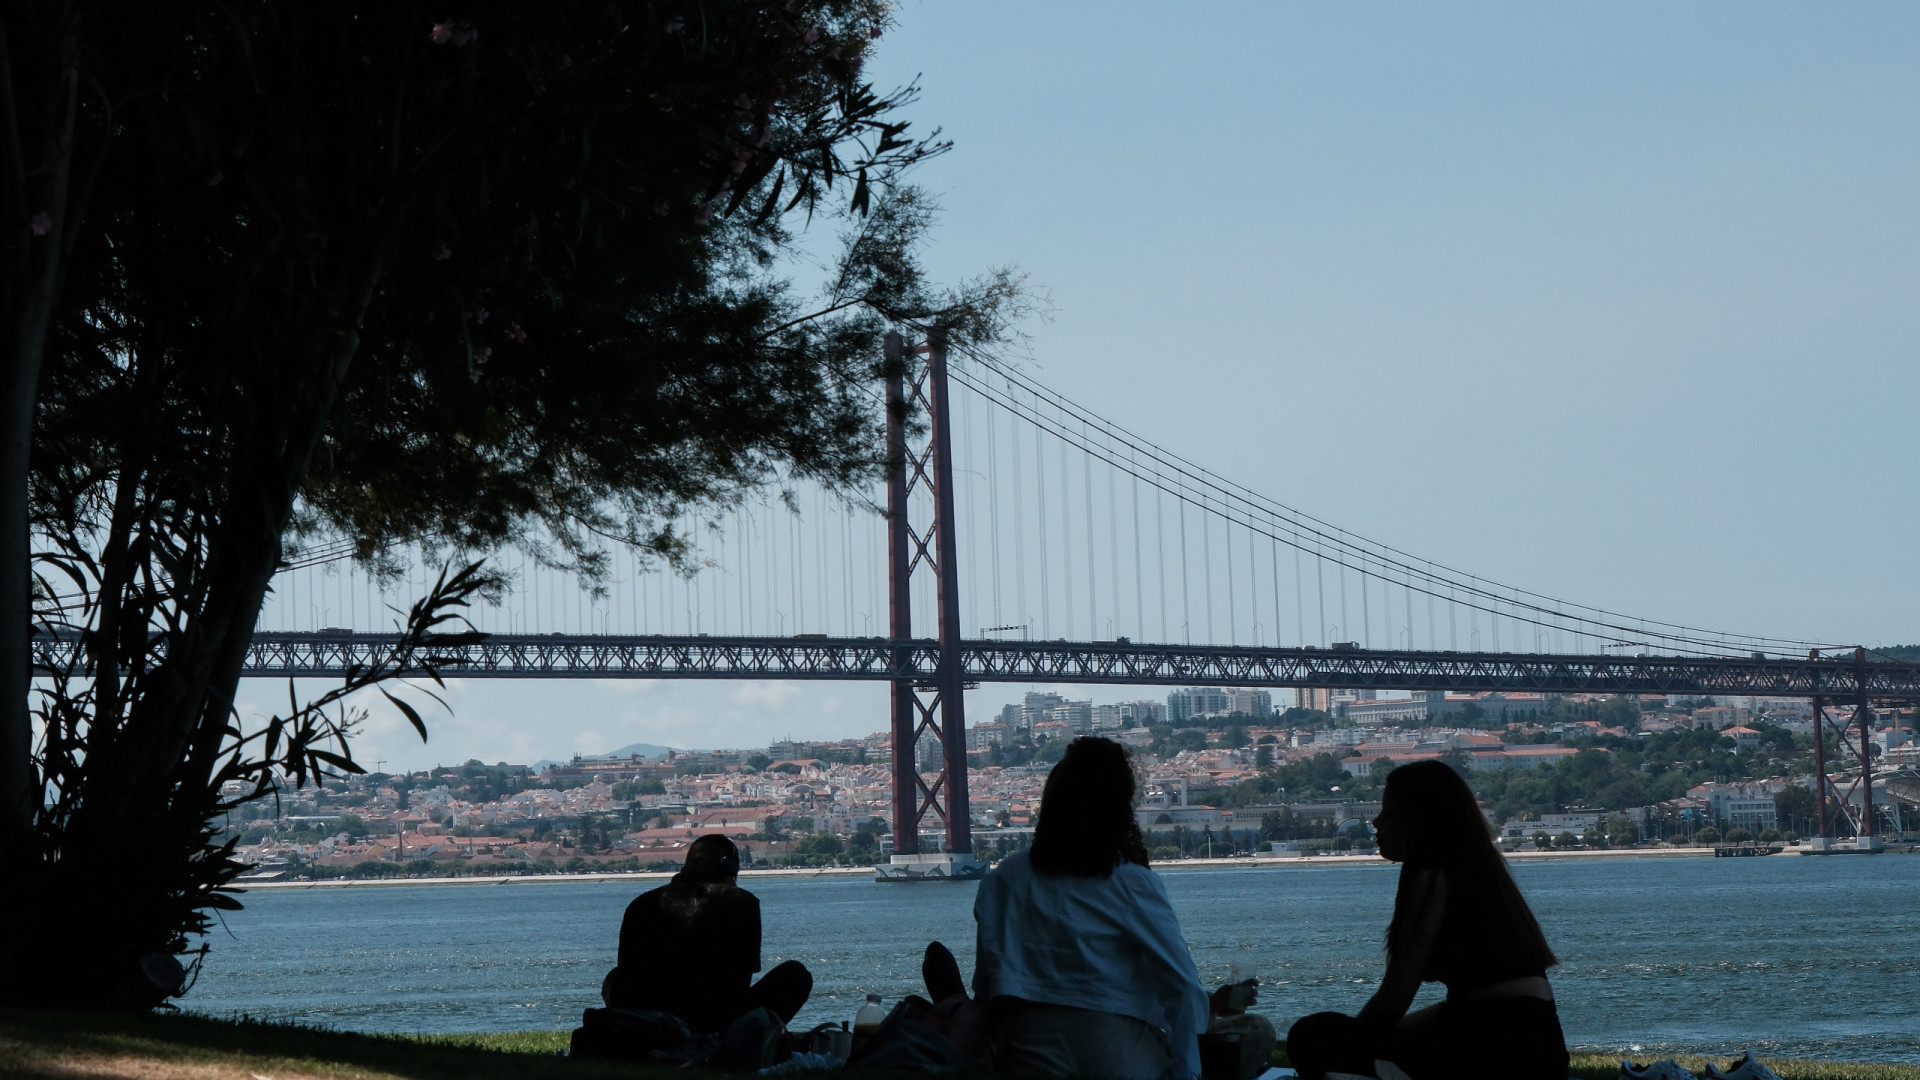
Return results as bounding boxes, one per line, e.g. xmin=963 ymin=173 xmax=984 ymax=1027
xmin=185 ymin=855 xmax=1919 ymax=1063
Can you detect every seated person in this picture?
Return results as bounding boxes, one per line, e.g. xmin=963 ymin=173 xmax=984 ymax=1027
xmin=1286 ymin=761 xmax=1569 ymax=1080
xmin=601 ymin=834 xmax=812 ymax=1033
xmin=972 ymin=737 xmax=1211 ymax=1080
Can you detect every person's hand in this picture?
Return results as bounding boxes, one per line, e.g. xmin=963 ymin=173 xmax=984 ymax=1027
xmin=1209 ymin=978 xmax=1257 ymax=1017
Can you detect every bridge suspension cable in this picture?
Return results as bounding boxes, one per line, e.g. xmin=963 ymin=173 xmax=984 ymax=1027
xmin=945 ymin=342 xmax=1843 ymax=659
xmin=222 ymin=330 xmax=1857 ymax=663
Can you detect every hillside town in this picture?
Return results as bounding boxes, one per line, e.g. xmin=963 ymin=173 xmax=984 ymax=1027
xmin=231 ymin=687 xmax=1918 ymax=879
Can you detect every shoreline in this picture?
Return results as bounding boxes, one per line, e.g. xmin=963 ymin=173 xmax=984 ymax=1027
xmin=236 ymin=844 xmax=1764 ymax=890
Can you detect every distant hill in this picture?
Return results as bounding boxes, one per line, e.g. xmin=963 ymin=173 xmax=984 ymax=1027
xmin=598 ymin=742 xmax=677 ymax=760
xmin=1871 ymin=645 xmax=1920 ymax=663
xmin=526 ymin=743 xmax=677 ymax=772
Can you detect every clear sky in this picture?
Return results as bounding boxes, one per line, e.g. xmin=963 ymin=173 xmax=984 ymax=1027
xmin=239 ymin=2 xmax=1920 ymax=772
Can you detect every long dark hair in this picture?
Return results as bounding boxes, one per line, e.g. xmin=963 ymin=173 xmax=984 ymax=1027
xmin=1382 ymin=760 xmax=1555 ymax=972
xmin=1028 ymin=737 xmax=1151 ymax=877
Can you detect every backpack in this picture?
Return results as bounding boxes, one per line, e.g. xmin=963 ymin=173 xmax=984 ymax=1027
xmin=847 ymin=997 xmax=980 ymax=1073
xmin=570 ymin=1006 xmax=705 ymax=1063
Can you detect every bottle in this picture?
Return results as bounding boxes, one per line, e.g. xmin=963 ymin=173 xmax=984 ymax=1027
xmin=853 ymin=993 xmax=886 ymax=1037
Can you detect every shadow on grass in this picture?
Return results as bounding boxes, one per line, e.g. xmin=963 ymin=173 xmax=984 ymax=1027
xmin=0 ymin=1010 xmax=638 ymax=1080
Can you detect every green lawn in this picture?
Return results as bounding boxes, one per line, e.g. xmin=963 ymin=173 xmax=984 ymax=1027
xmin=1566 ymin=1053 xmax=1920 ymax=1080
xmin=0 ymin=1012 xmax=615 ymax=1080
xmin=2 ymin=1011 xmax=1915 ymax=1080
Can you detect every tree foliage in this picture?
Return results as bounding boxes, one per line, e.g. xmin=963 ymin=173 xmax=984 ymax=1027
xmin=8 ymin=0 xmax=1019 ymax=1010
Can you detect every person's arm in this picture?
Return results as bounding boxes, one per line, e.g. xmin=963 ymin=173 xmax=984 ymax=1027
xmin=969 ymin=868 xmax=1003 ymax=1000
xmin=616 ymin=892 xmax=652 ymax=971
xmin=1357 ymin=868 xmax=1447 ymax=1027
xmin=1123 ymin=870 xmax=1210 ymax=1080
xmin=742 ymin=890 xmax=763 ymax=974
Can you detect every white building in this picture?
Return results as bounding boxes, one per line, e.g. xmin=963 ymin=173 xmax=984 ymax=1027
xmin=1538 ymin=810 xmax=1604 ymax=834
xmin=1224 ymin=689 xmax=1273 ymax=718
xmin=1050 ymin=701 xmax=1094 ymax=735
xmin=1023 ymin=692 xmax=1068 ymax=732
xmin=1702 ymin=783 xmax=1779 ymax=832
xmin=1167 ymin=687 xmax=1230 ymax=722
xmin=1117 ymin=700 xmax=1168 ymax=727
xmin=968 ymin=721 xmax=1012 ymax=749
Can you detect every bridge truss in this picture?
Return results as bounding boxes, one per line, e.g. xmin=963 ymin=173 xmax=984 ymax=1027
xmin=38 ymin=632 xmax=1920 ymax=701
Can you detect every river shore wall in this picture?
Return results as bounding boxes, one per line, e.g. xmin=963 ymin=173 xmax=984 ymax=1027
xmin=237 ymin=844 xmax=1789 ymax=890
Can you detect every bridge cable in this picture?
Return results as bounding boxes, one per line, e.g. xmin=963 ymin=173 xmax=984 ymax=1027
xmin=951 ymin=361 xmax=1831 ymax=656
xmin=949 ymin=351 xmax=1843 ymax=655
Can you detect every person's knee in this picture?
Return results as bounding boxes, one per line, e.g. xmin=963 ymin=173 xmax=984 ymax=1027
xmin=767 ymin=959 xmax=812 ymax=991
xmin=1284 ymin=1011 xmax=1355 ymax=1075
xmin=753 ymin=960 xmax=813 ymax=1022
xmin=1285 ymin=1011 xmax=1348 ymax=1047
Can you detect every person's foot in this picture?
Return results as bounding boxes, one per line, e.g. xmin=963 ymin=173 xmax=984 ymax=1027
xmin=922 ymin=941 xmax=965 ymax=1003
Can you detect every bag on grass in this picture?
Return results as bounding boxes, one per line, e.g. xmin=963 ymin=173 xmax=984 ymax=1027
xmin=569 ymin=1005 xmax=698 ymax=1062
xmin=847 ymin=996 xmax=979 ymax=1073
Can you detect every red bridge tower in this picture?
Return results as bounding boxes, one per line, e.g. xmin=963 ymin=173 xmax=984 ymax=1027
xmin=878 ymin=327 xmax=981 ymax=881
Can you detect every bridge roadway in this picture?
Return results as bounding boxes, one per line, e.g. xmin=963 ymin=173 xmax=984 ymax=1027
xmin=37 ymin=632 xmax=1919 ymax=701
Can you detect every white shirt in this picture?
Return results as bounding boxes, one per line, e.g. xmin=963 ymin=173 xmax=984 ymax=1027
xmin=972 ymin=850 xmax=1210 ymax=1079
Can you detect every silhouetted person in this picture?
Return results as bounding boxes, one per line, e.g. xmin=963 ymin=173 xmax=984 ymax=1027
xmin=1287 ymin=760 xmax=1568 ymax=1080
xmin=973 ymin=737 xmax=1210 ymax=1080
xmin=601 ymin=834 xmax=812 ymax=1032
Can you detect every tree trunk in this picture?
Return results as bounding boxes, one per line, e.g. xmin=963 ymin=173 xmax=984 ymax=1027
xmin=0 ymin=23 xmax=77 ymax=836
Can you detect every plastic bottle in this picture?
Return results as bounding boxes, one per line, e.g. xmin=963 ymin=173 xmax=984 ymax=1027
xmin=853 ymin=993 xmax=886 ymax=1037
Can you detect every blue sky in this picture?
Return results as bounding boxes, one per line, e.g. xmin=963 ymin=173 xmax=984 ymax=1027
xmin=240 ymin=2 xmax=1920 ymax=770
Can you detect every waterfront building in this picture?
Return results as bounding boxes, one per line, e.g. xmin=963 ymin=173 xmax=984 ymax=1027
xmin=1695 ymin=781 xmax=1781 ymax=832
xmin=1537 ymin=810 xmax=1605 ymax=834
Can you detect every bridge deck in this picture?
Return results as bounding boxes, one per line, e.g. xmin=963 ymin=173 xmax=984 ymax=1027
xmin=35 ymin=633 xmax=1920 ymax=701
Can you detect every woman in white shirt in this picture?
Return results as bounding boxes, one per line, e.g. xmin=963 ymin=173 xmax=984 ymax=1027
xmin=972 ymin=737 xmax=1211 ymax=1080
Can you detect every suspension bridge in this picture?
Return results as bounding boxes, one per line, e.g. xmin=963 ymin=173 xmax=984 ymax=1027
xmin=37 ymin=330 xmax=1920 ymax=875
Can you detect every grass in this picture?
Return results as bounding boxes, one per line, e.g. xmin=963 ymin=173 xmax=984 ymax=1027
xmin=2 ymin=1011 xmax=1916 ymax=1080
xmin=0 ymin=1012 xmax=613 ymax=1080
xmin=1565 ymin=1053 xmax=1920 ymax=1080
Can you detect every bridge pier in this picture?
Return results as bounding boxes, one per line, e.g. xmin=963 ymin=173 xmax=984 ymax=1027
xmin=880 ymin=328 xmax=979 ymax=881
